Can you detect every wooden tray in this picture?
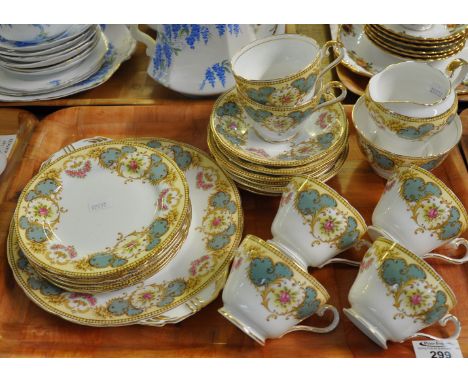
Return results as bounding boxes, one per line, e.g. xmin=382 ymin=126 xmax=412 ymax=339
xmin=0 ymin=103 xmax=467 ymax=357
xmin=0 ymin=109 xmax=38 ymax=204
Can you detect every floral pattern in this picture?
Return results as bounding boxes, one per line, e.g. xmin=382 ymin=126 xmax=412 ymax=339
xmin=397 ymin=169 xmax=465 ymax=240
xmin=17 ymin=143 xmax=186 ymax=273
xmin=243 ymin=240 xmax=323 ymax=321
xmin=9 ymin=139 xmax=242 ymax=325
xmin=196 ymin=168 xmax=217 ymax=190
xmin=291 ymin=179 xmax=363 ymax=249
xmin=364 ymin=240 xmax=453 ymax=324
xmin=152 ymin=24 xmax=241 ymax=90
xmin=348 ymin=50 xmax=374 ymax=72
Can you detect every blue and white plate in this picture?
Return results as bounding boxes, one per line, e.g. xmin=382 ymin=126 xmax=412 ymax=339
xmin=0 ymin=25 xmax=136 ymax=101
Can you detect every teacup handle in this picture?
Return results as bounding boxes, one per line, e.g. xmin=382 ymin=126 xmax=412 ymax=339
xmin=282 ymin=304 xmax=340 ymax=335
xmin=318 ymin=239 xmax=372 ymax=268
xmin=317 ymin=40 xmax=344 ymax=84
xmin=421 ymin=238 xmax=468 ymax=265
xmin=128 ymin=24 xmax=156 ymax=56
xmin=407 ymin=314 xmax=461 ymax=342
xmin=445 ymin=58 xmax=468 ymax=89
xmin=312 ymin=81 xmax=347 ymax=111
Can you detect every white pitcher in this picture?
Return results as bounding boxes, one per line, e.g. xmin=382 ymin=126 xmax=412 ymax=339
xmin=130 ymin=24 xmax=284 ymax=96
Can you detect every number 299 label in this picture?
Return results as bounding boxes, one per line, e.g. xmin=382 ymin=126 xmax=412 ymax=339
xmin=412 ymin=340 xmax=463 ymax=358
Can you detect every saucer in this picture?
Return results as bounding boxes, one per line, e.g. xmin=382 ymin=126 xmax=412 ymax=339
xmin=353 ymin=96 xmax=462 ymax=178
xmin=0 ymin=25 xmax=136 ymax=102
xmin=333 ymin=24 xmax=468 ymax=80
xmin=210 ymin=88 xmax=347 ymax=167
xmin=8 ymin=138 xmax=243 ymax=326
xmin=0 ymin=25 xmax=90 ymax=51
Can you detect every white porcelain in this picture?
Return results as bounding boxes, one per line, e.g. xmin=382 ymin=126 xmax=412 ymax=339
xmin=130 ymin=24 xmax=282 ymax=96
xmin=400 ymin=25 xmax=433 ymax=32
xmin=0 ymin=24 xmax=72 ymax=44
xmin=231 ymin=34 xmax=344 ymax=107
xmin=0 ymin=25 xmax=95 ymax=58
xmin=345 ymin=237 xmax=460 ymax=349
xmin=269 ymin=176 xmax=367 ymax=269
xmin=382 ymin=24 xmax=466 ymax=39
xmin=8 ymin=137 xmax=243 ymax=326
xmin=0 ymin=25 xmax=136 ymax=102
xmin=0 ymin=30 xmax=103 ymax=78
xmin=0 ymin=24 xmax=90 ymax=52
xmin=220 ymin=235 xmax=339 ymax=345
xmin=368 ymin=61 xmax=466 ymax=118
xmin=368 ymin=165 xmax=468 ymax=260
xmin=352 ymin=96 xmax=462 ymax=179
xmin=333 ymin=24 xmax=468 ymax=87
xmin=0 ymin=32 xmax=108 ymax=96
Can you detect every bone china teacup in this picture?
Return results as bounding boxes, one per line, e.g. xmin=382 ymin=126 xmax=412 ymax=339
xmin=269 ymin=175 xmax=367 ymax=269
xmin=237 ymin=81 xmax=347 ymax=142
xmin=344 ymin=237 xmax=460 ymax=349
xmin=368 ymin=165 xmax=468 ymax=261
xmin=219 ymin=235 xmax=339 ymax=345
xmin=231 ymin=34 xmax=344 ymax=107
xmin=364 ymin=60 xmax=467 ymax=141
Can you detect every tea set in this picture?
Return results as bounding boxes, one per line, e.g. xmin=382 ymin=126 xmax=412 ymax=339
xmin=3 ymin=25 xmax=468 ymax=351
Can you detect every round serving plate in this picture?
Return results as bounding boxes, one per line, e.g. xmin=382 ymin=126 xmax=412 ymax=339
xmin=0 ymin=25 xmax=136 ymax=102
xmin=210 ymin=88 xmax=347 ymax=168
xmin=8 ymin=138 xmax=243 ymax=326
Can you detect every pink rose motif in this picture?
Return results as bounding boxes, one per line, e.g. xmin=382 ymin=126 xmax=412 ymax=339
xmin=359 ymin=257 xmax=374 ymax=273
xmin=65 ymin=160 xmax=91 ymax=178
xmin=246 ymin=147 xmax=270 ymax=158
xmin=196 ymin=170 xmax=214 ymax=190
xmin=69 ymin=293 xmax=97 ymax=306
xmin=316 ymin=112 xmax=329 ymax=129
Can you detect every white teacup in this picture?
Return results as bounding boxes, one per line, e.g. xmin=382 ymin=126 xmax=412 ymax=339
xmin=269 ymin=175 xmax=368 ymax=269
xmin=232 ymin=34 xmax=344 ymax=107
xmin=219 ymin=235 xmax=339 ymax=345
xmin=345 ymin=237 xmax=460 ymax=349
xmin=0 ymin=24 xmax=71 ymax=44
xmin=365 ymin=60 xmax=467 ymax=141
xmin=369 ymin=165 xmax=468 ymax=262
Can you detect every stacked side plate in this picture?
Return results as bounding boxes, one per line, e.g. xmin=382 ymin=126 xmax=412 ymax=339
xmin=364 ymin=24 xmax=467 ymax=60
xmin=8 ymin=137 xmax=243 ymax=326
xmin=14 ymin=141 xmax=191 ymax=293
xmin=207 ymin=89 xmax=349 ymax=196
xmin=0 ymin=24 xmax=136 ymax=101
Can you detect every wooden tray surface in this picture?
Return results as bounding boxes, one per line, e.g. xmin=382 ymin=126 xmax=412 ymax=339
xmin=0 ymin=103 xmax=466 ymax=357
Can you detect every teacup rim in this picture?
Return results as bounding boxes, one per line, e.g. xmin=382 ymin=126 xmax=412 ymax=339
xmin=242 ymin=234 xmax=331 ymax=301
xmin=290 ymin=175 xmax=368 ymax=233
xmin=373 ymin=237 xmax=458 ymax=307
xmin=396 ymin=164 xmax=468 ymax=225
xmin=364 ymin=85 xmax=457 ymax=123
xmin=231 ymin=33 xmax=322 ymax=85
xmin=352 ymin=96 xmax=462 ymax=160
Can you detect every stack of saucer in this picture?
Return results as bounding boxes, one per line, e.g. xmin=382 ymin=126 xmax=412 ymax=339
xmin=0 ymin=24 xmax=136 ymax=101
xmin=208 ymin=89 xmax=349 ymax=195
xmin=14 ymin=140 xmax=191 ymax=293
xmin=207 ymin=34 xmax=349 ymax=195
xmin=353 ymin=61 xmax=464 ymax=179
xmin=364 ymin=24 xmax=467 ymax=60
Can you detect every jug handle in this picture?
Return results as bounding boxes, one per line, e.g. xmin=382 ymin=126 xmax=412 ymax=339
xmin=128 ymin=24 xmax=156 ymax=56
xmin=446 ymin=58 xmax=468 ymax=89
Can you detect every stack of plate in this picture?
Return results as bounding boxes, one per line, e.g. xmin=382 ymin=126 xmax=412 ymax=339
xmin=207 ymin=89 xmax=349 ymax=196
xmin=364 ymin=24 xmax=467 ymax=60
xmin=8 ymin=137 xmax=243 ymax=326
xmin=14 ymin=141 xmax=192 ymax=293
xmin=0 ymin=24 xmax=136 ymax=101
